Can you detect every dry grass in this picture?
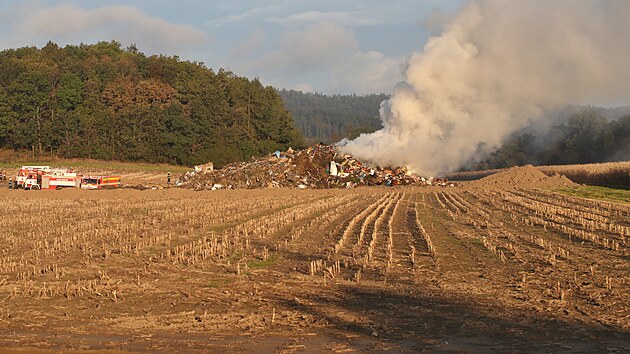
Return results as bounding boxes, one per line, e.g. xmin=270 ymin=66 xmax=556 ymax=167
xmin=539 ymin=161 xmax=630 ymax=187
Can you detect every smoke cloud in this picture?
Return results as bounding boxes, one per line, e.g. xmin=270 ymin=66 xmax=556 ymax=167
xmin=340 ymin=0 xmax=630 ymax=175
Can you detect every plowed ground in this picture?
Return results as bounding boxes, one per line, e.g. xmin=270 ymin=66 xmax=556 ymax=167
xmin=0 ymin=185 xmax=628 ymax=352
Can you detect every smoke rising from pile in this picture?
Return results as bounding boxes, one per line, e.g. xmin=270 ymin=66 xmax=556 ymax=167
xmin=340 ymin=0 xmax=630 ymax=175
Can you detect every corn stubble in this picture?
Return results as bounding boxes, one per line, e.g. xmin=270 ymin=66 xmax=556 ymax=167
xmin=0 ymin=181 xmax=627 ymax=346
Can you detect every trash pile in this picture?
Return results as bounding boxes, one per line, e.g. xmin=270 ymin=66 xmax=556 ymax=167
xmin=176 ymin=144 xmax=441 ymax=190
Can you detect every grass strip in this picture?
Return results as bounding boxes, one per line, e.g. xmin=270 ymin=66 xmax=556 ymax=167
xmin=551 ymin=185 xmax=630 ymax=204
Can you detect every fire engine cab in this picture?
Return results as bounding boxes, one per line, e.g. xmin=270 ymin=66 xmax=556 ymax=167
xmin=16 ymin=166 xmax=50 ymax=188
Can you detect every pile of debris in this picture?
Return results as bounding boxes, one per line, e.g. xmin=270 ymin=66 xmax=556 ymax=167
xmin=176 ymin=144 xmax=436 ymax=190
xmin=466 ymin=165 xmax=577 ymax=189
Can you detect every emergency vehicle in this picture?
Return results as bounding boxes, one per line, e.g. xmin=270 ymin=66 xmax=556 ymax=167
xmin=22 ymin=168 xmax=81 ymax=190
xmin=80 ymin=176 xmax=122 ymax=189
xmin=16 ymin=166 xmax=50 ymax=188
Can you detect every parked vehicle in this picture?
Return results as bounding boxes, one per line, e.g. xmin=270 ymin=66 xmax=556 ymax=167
xmin=80 ymin=176 xmax=122 ymax=189
xmin=22 ymin=168 xmax=80 ymax=190
xmin=16 ymin=166 xmax=50 ymax=188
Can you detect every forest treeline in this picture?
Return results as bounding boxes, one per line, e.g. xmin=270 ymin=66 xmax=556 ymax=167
xmin=278 ymin=89 xmax=386 ymax=144
xmin=0 ymin=41 xmax=303 ymax=166
xmin=470 ymin=109 xmax=630 ymax=171
xmin=2 ymin=42 xmax=626 ymax=170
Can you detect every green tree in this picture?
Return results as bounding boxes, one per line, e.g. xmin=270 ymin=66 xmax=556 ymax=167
xmin=0 ymin=42 xmax=305 ymax=166
xmin=7 ymin=70 xmax=51 ymax=153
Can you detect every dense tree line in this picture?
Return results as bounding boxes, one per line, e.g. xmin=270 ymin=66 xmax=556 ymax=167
xmin=470 ymin=110 xmax=630 ymax=170
xmin=278 ymin=89 xmax=386 ymax=144
xmin=0 ymin=41 xmax=304 ymax=166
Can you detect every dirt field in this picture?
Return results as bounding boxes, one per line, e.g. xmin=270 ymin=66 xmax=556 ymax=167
xmin=0 ymin=179 xmax=628 ymax=352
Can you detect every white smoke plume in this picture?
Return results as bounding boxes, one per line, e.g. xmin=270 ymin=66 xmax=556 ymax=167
xmin=339 ymin=0 xmax=630 ymax=175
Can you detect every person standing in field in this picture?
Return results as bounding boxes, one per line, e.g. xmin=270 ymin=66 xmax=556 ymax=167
xmin=8 ymin=178 xmax=13 ymax=190
xmin=167 ymin=172 xmax=171 ymax=188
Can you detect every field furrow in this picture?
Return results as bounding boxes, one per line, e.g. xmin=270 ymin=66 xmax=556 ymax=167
xmin=0 ymin=184 xmax=627 ymax=352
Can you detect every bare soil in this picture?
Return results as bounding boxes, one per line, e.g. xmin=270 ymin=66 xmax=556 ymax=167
xmin=0 ymin=175 xmax=628 ymax=352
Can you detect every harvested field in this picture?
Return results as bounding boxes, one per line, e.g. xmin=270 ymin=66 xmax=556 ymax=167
xmin=0 ymin=175 xmax=628 ymax=352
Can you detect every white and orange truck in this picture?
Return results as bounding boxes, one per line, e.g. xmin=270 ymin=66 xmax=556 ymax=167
xmin=16 ymin=166 xmax=50 ymax=188
xmin=16 ymin=166 xmax=122 ymax=190
xmin=22 ymin=168 xmax=81 ymax=190
xmin=80 ymin=176 xmax=122 ymax=189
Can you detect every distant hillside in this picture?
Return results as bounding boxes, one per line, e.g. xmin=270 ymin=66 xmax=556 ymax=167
xmin=278 ymin=89 xmax=387 ymax=144
xmin=0 ymin=41 xmax=304 ymax=167
xmin=469 ymin=108 xmax=630 ymax=171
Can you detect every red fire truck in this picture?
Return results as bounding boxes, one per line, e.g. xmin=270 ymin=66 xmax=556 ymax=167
xmin=16 ymin=166 xmax=50 ymax=188
xmin=22 ymin=168 xmax=81 ymax=190
xmin=80 ymin=176 xmax=122 ymax=189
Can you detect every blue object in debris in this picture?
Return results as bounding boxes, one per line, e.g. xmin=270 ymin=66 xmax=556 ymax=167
xmin=274 ymin=151 xmax=281 ymax=158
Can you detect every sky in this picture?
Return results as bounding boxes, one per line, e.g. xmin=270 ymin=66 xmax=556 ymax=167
xmin=0 ymin=0 xmax=464 ymax=94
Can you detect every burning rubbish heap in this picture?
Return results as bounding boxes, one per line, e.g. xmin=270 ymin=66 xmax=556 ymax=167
xmin=176 ymin=144 xmax=443 ymax=190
